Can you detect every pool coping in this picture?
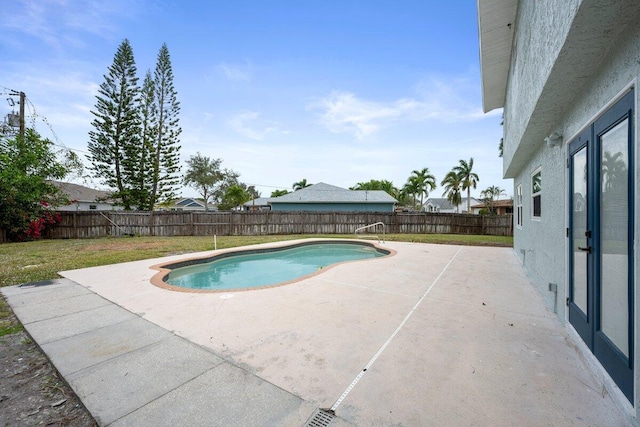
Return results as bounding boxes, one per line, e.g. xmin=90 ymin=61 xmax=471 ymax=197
xmin=149 ymin=238 xmax=397 ymax=293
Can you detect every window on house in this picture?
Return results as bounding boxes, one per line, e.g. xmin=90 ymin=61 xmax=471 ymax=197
xmin=531 ymin=169 xmax=541 ymax=219
xmin=89 ymin=205 xmax=97 ymax=210
xmin=516 ymin=184 xmax=523 ymax=227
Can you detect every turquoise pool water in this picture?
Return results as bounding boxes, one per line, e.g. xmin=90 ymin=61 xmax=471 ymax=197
xmin=165 ymin=242 xmax=387 ymax=291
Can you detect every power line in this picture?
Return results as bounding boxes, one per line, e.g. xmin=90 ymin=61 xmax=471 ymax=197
xmin=1 ymin=87 xmax=91 ymax=156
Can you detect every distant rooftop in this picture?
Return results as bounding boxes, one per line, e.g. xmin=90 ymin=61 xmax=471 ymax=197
xmin=50 ymin=181 xmax=111 ymax=203
xmin=271 ymin=182 xmax=396 ymax=204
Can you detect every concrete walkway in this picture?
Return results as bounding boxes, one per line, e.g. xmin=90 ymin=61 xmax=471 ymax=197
xmin=1 ymin=240 xmax=633 ymax=426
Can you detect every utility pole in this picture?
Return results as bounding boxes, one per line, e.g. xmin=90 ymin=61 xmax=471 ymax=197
xmin=19 ymin=91 xmax=25 ymax=140
xmin=7 ymin=90 xmax=25 ymax=140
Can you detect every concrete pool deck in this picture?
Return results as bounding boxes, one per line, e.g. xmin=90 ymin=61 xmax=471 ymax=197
xmin=1 ymin=240 xmax=634 ymax=426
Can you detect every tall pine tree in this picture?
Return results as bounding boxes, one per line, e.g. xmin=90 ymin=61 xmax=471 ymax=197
xmin=87 ymin=39 xmax=140 ymax=210
xmin=148 ymin=43 xmax=182 ymax=208
xmin=130 ymin=71 xmax=157 ymax=210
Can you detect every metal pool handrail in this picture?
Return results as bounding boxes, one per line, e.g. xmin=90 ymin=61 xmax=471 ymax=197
xmin=354 ymin=222 xmax=385 ymax=243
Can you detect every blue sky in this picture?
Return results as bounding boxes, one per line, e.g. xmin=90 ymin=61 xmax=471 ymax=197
xmin=0 ymin=0 xmax=508 ymax=200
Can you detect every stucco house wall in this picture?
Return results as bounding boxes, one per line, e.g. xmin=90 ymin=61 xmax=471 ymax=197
xmin=511 ymin=140 xmax=566 ymax=311
xmin=503 ymin=1 xmax=640 ymax=317
xmin=481 ymin=0 xmax=640 ymax=418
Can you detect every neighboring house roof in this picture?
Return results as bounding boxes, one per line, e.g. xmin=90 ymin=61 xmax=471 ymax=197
xmin=477 ymin=0 xmax=518 ymax=113
xmin=471 ymin=199 xmax=513 ymax=209
xmin=176 ymin=198 xmax=201 ymax=208
xmin=50 ymin=181 xmax=112 ymax=203
xmin=167 ymin=198 xmax=216 ymax=210
xmin=425 ymin=197 xmax=481 ymax=211
xmin=243 ymin=197 xmax=274 ymax=207
xmin=270 ymin=182 xmax=396 ymax=204
xmin=424 ymin=198 xmax=451 ymax=209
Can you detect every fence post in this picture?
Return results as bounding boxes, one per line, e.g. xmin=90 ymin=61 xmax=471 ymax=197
xmin=73 ymin=212 xmax=78 ymax=239
xmin=509 ymin=213 xmax=513 ymax=236
xmin=190 ymin=212 xmax=195 ymax=236
xmin=149 ymin=211 xmax=154 ymax=236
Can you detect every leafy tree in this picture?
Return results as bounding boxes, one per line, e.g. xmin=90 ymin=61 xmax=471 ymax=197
xmin=0 ymin=130 xmax=70 ymax=241
xmin=213 ymin=168 xmax=241 ymax=203
xmin=350 ymin=179 xmax=399 ymax=196
xmin=148 ymin=43 xmax=182 ymax=208
xmin=452 ymin=158 xmax=479 ymax=213
xmin=271 ymin=189 xmax=290 ymax=197
xmin=351 ymin=179 xmax=386 ymax=191
xmin=441 ymin=171 xmax=462 ymax=213
xmin=480 ymin=185 xmax=506 ymax=215
xmin=87 ymin=39 xmax=140 ymax=209
xmin=293 ymin=178 xmax=311 ymax=191
xmin=244 ymin=185 xmax=261 ymax=200
xmin=183 ymin=153 xmax=223 ymax=211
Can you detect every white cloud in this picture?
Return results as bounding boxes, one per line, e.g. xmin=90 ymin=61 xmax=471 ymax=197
xmin=0 ymin=0 xmax=141 ymax=50
xmin=219 ymin=62 xmax=252 ymax=82
xmin=310 ymin=76 xmax=500 ymax=139
xmin=229 ymin=111 xmax=281 ymax=140
xmin=309 ymin=91 xmax=410 ymax=139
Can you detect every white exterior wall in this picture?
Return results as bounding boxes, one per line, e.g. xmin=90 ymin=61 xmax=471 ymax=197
xmin=503 ymin=0 xmax=640 ymax=417
xmin=57 ymin=201 xmax=121 ymax=211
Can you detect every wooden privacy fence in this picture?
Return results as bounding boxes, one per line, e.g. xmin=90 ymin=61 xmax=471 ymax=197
xmin=37 ymin=211 xmax=513 ymax=240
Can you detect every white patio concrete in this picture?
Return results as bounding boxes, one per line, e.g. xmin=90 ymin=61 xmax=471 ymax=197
xmin=2 ymin=239 xmax=633 ymax=426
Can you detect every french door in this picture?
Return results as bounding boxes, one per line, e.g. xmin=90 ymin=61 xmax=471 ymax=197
xmin=568 ymin=89 xmax=634 ymax=402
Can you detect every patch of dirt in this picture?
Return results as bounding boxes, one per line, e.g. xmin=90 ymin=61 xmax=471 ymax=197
xmin=0 ymin=306 xmax=96 ymax=427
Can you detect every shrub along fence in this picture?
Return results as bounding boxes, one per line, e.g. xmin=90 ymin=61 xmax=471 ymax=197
xmin=22 ymin=211 xmax=513 ymax=240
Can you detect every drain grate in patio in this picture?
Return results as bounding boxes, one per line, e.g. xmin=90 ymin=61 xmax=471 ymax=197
xmin=304 ymin=408 xmax=335 ymax=427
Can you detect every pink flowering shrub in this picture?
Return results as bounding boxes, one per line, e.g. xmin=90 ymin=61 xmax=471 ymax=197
xmin=25 ymin=210 xmax=62 ymax=240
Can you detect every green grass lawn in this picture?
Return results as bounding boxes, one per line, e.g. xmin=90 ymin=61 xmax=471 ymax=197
xmin=0 ymin=234 xmax=512 ymax=287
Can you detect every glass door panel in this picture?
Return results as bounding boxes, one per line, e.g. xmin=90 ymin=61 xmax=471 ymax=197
xmin=599 ymin=118 xmax=629 ymax=358
xmin=572 ymin=147 xmax=588 ymax=315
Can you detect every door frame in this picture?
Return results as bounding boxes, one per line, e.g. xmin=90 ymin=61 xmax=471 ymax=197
xmin=566 ymin=88 xmax=635 ymax=402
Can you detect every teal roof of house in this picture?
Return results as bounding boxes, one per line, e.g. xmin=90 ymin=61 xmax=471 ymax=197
xmin=270 ymin=182 xmax=396 ymax=204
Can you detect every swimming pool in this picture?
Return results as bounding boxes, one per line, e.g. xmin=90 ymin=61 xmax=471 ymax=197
xmin=151 ymin=240 xmax=391 ymax=292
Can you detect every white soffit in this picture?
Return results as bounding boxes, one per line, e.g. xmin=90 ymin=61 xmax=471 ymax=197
xmin=477 ymin=0 xmax=518 ymax=113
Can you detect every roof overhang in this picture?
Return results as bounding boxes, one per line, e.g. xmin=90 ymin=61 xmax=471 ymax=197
xmin=477 ymin=0 xmax=518 ymax=113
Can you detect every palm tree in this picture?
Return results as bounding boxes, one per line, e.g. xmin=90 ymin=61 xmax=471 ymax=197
xmin=402 ymin=177 xmax=421 ymax=210
xmin=271 ymin=189 xmax=290 ymax=197
xmin=441 ymin=171 xmax=462 ymax=213
xmin=408 ymin=168 xmax=437 ymax=209
xmin=223 ymin=185 xmax=249 ymax=210
xmin=453 ymin=158 xmax=479 ymax=213
xmin=292 ymin=178 xmax=311 ymax=191
xmin=601 ymin=151 xmax=627 ymax=192
xmin=480 ymin=185 xmax=506 ymax=215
